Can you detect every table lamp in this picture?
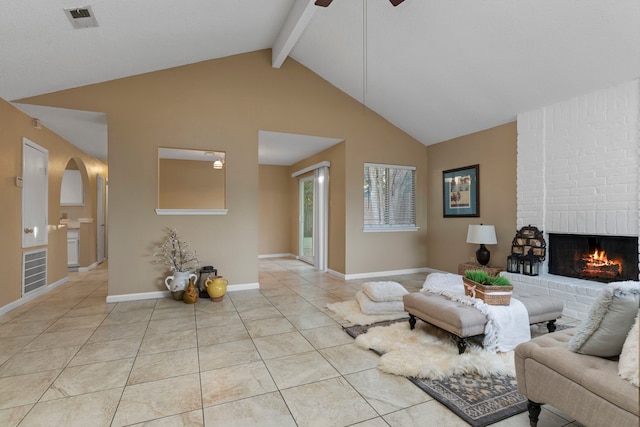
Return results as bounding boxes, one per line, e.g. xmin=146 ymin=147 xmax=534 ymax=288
xmin=467 ymin=224 xmax=497 ymax=266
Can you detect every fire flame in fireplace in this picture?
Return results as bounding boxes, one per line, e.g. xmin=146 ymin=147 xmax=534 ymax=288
xmin=582 ymin=249 xmax=621 ymax=277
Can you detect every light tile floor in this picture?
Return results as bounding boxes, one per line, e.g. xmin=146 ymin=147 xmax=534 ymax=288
xmin=0 ymin=258 xmax=584 ymax=426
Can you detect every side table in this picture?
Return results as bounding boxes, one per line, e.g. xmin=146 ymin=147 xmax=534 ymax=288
xmin=457 ymin=262 xmax=504 ymax=277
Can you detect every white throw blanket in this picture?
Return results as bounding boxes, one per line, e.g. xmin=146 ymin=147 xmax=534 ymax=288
xmin=422 ymin=273 xmax=531 ymax=352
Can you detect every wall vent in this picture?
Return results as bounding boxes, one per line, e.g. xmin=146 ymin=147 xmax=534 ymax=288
xmin=64 ymin=6 xmax=99 ymax=29
xmin=23 ymin=249 xmax=47 ymax=295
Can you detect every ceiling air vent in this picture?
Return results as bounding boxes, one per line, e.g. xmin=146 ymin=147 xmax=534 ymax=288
xmin=64 ymin=6 xmax=99 ymax=29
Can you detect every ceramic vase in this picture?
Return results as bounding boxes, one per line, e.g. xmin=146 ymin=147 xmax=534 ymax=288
xmin=165 ymin=271 xmax=197 ymax=301
xmin=183 ymin=277 xmax=199 ymax=304
xmin=205 ymin=276 xmax=228 ymax=301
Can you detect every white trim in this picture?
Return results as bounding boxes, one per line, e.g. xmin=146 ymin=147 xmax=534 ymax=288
xmin=155 ymin=209 xmax=228 ymax=216
xmin=333 ymin=267 xmax=432 ymax=281
xmin=78 ymin=262 xmax=98 ymax=273
xmin=298 ymin=175 xmax=315 ymax=265
xmin=0 ymin=276 xmax=68 ymax=316
xmin=228 ymin=283 xmax=260 ymax=292
xmin=316 ymin=165 xmax=329 ymax=272
xmin=106 ymin=291 xmax=169 ymax=303
xmin=105 ymin=283 xmax=260 ymax=303
xmin=327 ymin=269 xmax=345 ymax=279
xmin=258 ymin=253 xmax=295 ymax=259
xmin=363 ymin=226 xmax=419 ymax=232
xmin=291 ymin=161 xmax=330 ymax=178
xmin=364 ymin=162 xmax=415 ymax=171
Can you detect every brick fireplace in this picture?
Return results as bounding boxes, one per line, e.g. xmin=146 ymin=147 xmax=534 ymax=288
xmin=503 ymin=78 xmax=640 ymax=320
xmin=548 ymin=233 xmax=639 ymax=283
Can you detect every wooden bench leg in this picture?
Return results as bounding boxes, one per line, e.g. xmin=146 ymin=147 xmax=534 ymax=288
xmin=546 ymin=319 xmax=556 ymax=333
xmin=457 ymin=337 xmax=468 ymax=354
xmin=408 ymin=314 xmax=417 ymax=330
xmin=527 ymin=400 xmax=542 ymax=427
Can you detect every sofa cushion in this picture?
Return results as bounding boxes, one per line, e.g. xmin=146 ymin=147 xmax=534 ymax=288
xmin=568 ymin=281 xmax=640 ymax=357
xmin=619 ymin=310 xmax=639 ymax=386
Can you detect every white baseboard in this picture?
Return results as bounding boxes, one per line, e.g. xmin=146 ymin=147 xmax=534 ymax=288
xmin=106 ymin=291 xmax=170 ymax=303
xmin=105 ymin=283 xmax=261 ymax=303
xmin=1 ymin=276 xmax=69 ymax=316
xmin=78 ymin=262 xmax=98 ymax=273
xmin=258 ymin=253 xmax=295 ymax=259
xmin=228 ymin=283 xmax=260 ymax=291
xmin=327 ymin=269 xmax=345 ymax=279
xmin=337 ymin=267 xmax=432 ymax=281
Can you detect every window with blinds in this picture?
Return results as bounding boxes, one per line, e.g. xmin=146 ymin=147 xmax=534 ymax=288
xmin=364 ymin=163 xmax=417 ymax=231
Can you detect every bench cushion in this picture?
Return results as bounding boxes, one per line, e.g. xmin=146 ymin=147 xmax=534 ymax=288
xmin=515 ymin=293 xmax=564 ymax=324
xmin=403 ymin=291 xmax=563 ymax=339
xmin=403 ymin=292 xmax=487 ymax=337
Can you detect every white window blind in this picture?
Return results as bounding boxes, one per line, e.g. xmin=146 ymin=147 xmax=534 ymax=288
xmin=364 ymin=163 xmax=416 ymax=231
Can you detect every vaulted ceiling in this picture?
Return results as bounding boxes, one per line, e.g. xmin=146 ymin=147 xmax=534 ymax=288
xmin=3 ymin=0 xmax=639 ymax=164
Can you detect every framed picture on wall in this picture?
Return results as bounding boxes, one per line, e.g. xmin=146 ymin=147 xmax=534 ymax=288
xmin=442 ymin=164 xmax=479 ymax=217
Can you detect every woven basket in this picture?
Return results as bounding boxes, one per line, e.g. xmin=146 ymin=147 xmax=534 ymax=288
xmin=463 ymin=277 xmax=513 ymax=305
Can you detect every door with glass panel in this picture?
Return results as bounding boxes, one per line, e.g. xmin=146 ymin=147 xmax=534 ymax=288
xmin=299 ymin=176 xmax=315 ymax=265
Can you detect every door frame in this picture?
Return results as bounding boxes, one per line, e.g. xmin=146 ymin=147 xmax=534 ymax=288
xmin=292 ymin=161 xmax=329 ymax=272
xmin=96 ymin=174 xmax=106 ymax=263
xmin=22 ymin=138 xmax=48 ymax=248
xmin=298 ymin=175 xmax=315 ymax=266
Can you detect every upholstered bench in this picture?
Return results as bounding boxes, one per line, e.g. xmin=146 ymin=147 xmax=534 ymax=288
xmin=402 ymin=292 xmax=564 ymax=354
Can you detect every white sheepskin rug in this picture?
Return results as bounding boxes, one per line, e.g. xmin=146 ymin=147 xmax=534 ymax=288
xmin=354 ymin=321 xmax=516 ymax=380
xmin=326 ymin=300 xmax=408 ymax=326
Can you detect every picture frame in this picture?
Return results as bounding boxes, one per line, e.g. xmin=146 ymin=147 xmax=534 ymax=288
xmin=443 ymin=164 xmax=479 ymax=217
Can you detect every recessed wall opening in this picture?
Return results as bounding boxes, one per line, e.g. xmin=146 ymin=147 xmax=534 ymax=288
xmin=548 ymin=233 xmax=639 ymax=283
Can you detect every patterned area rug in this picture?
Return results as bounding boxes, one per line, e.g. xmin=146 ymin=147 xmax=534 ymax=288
xmin=345 ymin=320 xmax=527 ymax=427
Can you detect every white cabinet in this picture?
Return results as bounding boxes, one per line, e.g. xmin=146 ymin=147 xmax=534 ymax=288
xmin=67 ymin=229 xmax=79 ymax=266
xmin=61 ymin=170 xmax=84 ymax=206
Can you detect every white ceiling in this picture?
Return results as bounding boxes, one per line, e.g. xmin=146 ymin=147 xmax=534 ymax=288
xmin=3 ymin=0 xmax=639 ymax=165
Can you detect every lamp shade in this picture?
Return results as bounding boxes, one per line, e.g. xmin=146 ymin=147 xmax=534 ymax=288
xmin=466 ymin=225 xmax=497 ymax=245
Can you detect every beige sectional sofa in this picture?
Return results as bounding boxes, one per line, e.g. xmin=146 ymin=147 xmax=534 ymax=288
xmin=515 ymin=281 xmax=639 ymax=427
xmin=515 ymin=327 xmax=639 ymax=427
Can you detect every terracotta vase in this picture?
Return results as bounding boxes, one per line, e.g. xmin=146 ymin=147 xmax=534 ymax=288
xmin=205 ymin=276 xmax=228 ymax=301
xmin=183 ymin=277 xmax=199 ymax=304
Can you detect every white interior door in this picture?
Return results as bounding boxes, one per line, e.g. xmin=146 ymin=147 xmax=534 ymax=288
xmin=22 ymin=138 xmax=48 ymax=248
xmin=96 ymin=174 xmax=105 ymax=263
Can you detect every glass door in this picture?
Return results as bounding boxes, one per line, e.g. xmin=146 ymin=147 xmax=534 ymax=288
xmin=299 ymin=176 xmax=315 ymax=265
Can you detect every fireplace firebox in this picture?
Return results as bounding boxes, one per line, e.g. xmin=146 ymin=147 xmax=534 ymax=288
xmin=548 ymin=234 xmax=639 ymax=283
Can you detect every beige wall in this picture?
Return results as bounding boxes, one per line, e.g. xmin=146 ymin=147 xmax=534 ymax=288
xmin=258 ymin=165 xmax=292 ymax=256
xmin=344 ymin=123 xmax=429 ymax=275
xmin=426 ymin=122 xmax=517 ymax=273
xmin=0 ymin=98 xmax=107 ymax=309
xmin=159 ymin=158 xmax=225 ymax=209
xmin=21 ymin=50 xmax=428 ymax=294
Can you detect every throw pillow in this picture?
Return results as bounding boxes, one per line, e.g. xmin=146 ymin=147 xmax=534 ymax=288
xmin=568 ymin=281 xmax=640 ymax=357
xmin=618 ymin=310 xmax=639 ymax=387
xmin=362 ymin=281 xmax=408 ymax=302
xmin=355 ymin=290 xmax=405 ymax=314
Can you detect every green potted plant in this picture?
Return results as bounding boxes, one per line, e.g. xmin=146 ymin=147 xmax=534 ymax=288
xmin=463 ymin=270 xmax=513 ymax=305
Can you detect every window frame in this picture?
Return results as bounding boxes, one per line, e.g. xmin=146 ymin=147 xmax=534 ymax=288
xmin=363 ymin=162 xmax=418 ymax=232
